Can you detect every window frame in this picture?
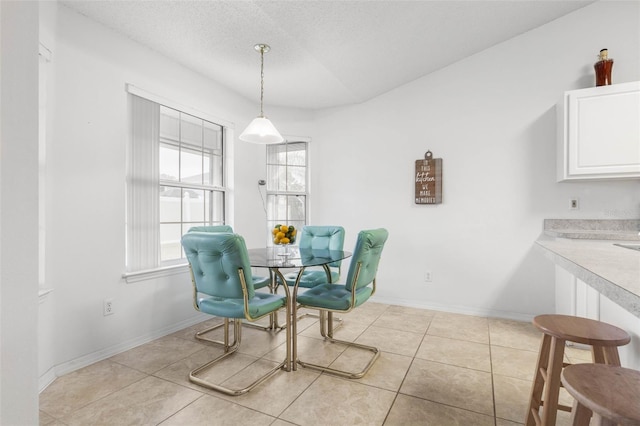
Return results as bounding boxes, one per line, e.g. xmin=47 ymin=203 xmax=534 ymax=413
xmin=265 ymin=138 xmax=310 ymax=244
xmin=124 ymin=85 xmax=234 ymax=283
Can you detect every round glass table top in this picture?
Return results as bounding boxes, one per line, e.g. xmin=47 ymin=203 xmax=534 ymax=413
xmin=247 ymin=247 xmax=352 ymax=268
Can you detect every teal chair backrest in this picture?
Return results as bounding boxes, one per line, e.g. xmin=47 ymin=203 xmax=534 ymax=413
xmin=345 ymin=229 xmax=389 ymax=292
xmin=299 ymin=226 xmax=346 ymax=268
xmin=181 ymin=232 xmax=255 ymax=300
xmin=188 ymin=225 xmax=233 ymax=233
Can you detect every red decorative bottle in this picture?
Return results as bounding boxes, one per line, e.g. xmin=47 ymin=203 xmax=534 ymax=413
xmin=594 ymin=48 xmax=613 ymax=86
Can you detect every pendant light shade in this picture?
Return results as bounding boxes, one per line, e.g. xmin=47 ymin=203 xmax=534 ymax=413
xmin=239 ymin=116 xmax=284 ymax=144
xmin=240 ymin=44 xmax=284 ymax=144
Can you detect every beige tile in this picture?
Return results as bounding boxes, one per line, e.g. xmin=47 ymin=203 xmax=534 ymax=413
xmin=355 ymin=325 xmax=424 ymax=357
xmin=416 ymin=335 xmax=491 ymax=372
xmin=153 ymin=346 xmax=239 ymax=391
xmin=39 ymin=359 xmax=146 ymax=418
xmin=386 ymin=305 xmax=438 ymax=318
xmin=339 ymin=301 xmax=389 ymax=325
xmin=493 ymin=374 xmax=531 ymax=423
xmin=329 ymin=348 xmax=413 ymax=391
xmin=40 ymin=304 xmax=572 ymax=426
xmin=299 ymin=314 xmax=369 ymax=342
xmin=61 ymin=376 xmax=202 ymax=425
xmin=385 ymin=394 xmax=495 ymax=426
xmin=491 ymin=346 xmax=538 ymax=380
xmin=270 ymin=334 xmax=346 ymax=366
xmin=194 ymin=323 xmax=288 ymax=358
xmin=236 ymin=326 xmax=289 ymax=357
xmin=39 ymin=410 xmax=56 ymax=425
xmin=216 ymin=366 xmax=320 ymax=417
xmin=168 ymin=317 xmax=224 ymax=341
xmin=291 ymin=310 xmax=321 ymax=334
xmin=372 ymin=310 xmax=431 ymax=334
xmin=428 ymin=313 xmax=489 ymax=344
xmin=489 ymin=318 xmax=541 ymax=352
xmin=496 ymin=418 xmax=524 ymax=426
xmin=280 ymin=375 xmax=395 ymax=426
xmin=178 ymin=352 xmax=270 ymax=394
xmin=400 ymin=358 xmax=494 ymax=416
xmin=161 ymin=394 xmax=275 ymax=425
xmin=109 ymin=335 xmax=206 ymax=374
xmin=270 ymin=420 xmax=299 ymax=426
xmin=564 ymin=344 xmax=593 ymax=363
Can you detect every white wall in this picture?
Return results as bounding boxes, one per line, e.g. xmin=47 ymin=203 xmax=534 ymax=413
xmin=1 ymin=2 xmax=40 ymax=424
xmin=36 ymin=2 xmax=313 ymax=389
xmin=311 ymin=1 xmax=640 ymax=319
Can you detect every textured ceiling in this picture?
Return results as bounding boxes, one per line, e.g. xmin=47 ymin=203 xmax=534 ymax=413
xmin=61 ymin=0 xmax=595 ymax=110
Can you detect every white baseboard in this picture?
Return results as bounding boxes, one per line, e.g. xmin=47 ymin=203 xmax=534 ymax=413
xmin=370 ymin=295 xmax=535 ymax=322
xmin=39 ymin=313 xmax=208 ymax=393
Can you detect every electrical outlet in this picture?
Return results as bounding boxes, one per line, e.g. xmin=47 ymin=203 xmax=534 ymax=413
xmin=103 ymin=299 xmax=114 ymax=316
xmin=570 ymin=198 xmax=580 ymax=210
xmin=424 ymin=271 xmax=433 ymax=282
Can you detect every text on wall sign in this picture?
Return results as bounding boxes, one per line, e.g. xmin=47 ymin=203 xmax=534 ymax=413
xmin=415 ymin=151 xmax=442 ymax=204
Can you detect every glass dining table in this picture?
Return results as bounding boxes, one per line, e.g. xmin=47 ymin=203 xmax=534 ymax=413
xmin=246 ymin=246 xmax=352 ymax=371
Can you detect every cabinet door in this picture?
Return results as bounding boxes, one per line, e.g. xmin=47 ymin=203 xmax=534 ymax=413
xmin=555 ymin=266 xmax=576 ymax=315
xmin=599 ymin=294 xmax=640 ymax=370
xmin=558 ymin=81 xmax=640 ymax=180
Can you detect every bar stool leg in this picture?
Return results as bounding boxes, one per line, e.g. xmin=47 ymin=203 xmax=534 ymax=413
xmin=526 ymin=334 xmax=551 ymax=426
xmin=541 ymin=336 xmax=566 ymax=426
xmin=593 ymin=414 xmax=617 ymax=426
xmin=570 ymin=399 xmax=592 ymax=426
xmin=602 ymin=346 xmax=621 ymax=366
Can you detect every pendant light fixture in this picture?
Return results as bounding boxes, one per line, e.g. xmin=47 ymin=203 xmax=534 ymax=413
xmin=239 ymin=44 xmax=284 ymax=144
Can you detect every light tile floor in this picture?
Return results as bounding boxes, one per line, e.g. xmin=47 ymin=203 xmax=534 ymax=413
xmin=40 ymin=303 xmax=593 ymax=425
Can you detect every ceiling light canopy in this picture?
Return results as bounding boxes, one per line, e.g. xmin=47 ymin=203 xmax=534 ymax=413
xmin=239 ymin=44 xmax=284 ymax=144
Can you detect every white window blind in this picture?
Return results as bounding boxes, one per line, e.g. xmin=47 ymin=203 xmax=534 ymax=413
xmin=127 ymin=95 xmax=160 ymax=272
xmin=125 ymin=87 xmax=228 ymax=277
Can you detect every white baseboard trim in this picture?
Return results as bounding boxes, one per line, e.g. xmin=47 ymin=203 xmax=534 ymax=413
xmin=39 ymin=313 xmax=209 ymax=393
xmin=370 ymin=295 xmax=535 ymax=323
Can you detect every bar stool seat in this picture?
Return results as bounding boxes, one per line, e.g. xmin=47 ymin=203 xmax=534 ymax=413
xmin=561 ymin=363 xmax=640 ymax=426
xmin=525 ymin=314 xmax=631 ymax=426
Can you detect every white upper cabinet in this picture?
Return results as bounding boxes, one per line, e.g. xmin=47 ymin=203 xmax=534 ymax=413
xmin=557 ymin=81 xmax=640 ymax=181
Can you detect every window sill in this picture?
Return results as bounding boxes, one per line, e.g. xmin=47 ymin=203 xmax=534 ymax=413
xmin=123 ymin=263 xmax=190 ymax=284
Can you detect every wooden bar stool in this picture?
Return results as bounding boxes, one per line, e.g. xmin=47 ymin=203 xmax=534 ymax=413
xmin=525 ymin=314 xmax=631 ymax=426
xmin=561 ymin=363 xmax=640 ymax=425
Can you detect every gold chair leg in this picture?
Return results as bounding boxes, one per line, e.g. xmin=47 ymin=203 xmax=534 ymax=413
xmin=297 ymin=309 xmax=380 ymax=379
xmin=298 ymin=308 xmax=343 ymax=333
xmin=194 ymin=318 xmax=239 ymax=349
xmin=242 ymin=310 xmax=287 ymax=333
xmin=190 ymin=310 xmax=291 ymax=396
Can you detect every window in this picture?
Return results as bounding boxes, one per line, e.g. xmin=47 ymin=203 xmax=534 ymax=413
xmin=126 ymin=87 xmax=228 ymax=277
xmin=158 ymin=106 xmax=225 ymax=262
xmin=265 ymin=141 xmax=308 ymax=242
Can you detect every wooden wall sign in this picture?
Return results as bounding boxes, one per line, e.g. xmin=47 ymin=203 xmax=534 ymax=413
xmin=415 ymin=151 xmax=442 ymax=204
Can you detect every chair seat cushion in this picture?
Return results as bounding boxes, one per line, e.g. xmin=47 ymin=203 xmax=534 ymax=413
xmin=252 ymin=274 xmax=271 ymax=290
xmin=296 ymin=283 xmax=372 ymax=311
xmin=284 ymin=269 xmax=340 ymax=288
xmin=198 ymin=292 xmax=285 ymax=319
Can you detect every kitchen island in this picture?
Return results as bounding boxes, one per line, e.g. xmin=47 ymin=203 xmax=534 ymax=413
xmin=535 ymin=219 xmax=640 ymax=368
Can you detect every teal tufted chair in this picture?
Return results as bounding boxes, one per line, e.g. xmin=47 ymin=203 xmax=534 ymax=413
xmin=181 ymin=232 xmax=290 ymax=395
xmin=186 ymin=225 xmax=282 ymax=333
xmin=283 ymin=226 xmax=345 ymax=288
xmin=187 ymin=225 xmax=270 ymax=290
xmin=293 ymin=228 xmax=388 ymax=379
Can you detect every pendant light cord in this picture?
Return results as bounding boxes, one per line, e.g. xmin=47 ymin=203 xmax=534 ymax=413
xmin=259 ymin=46 xmax=265 ymax=117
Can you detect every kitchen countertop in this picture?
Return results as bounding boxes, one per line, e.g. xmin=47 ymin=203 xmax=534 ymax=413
xmin=536 ymin=236 xmax=640 ymax=318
